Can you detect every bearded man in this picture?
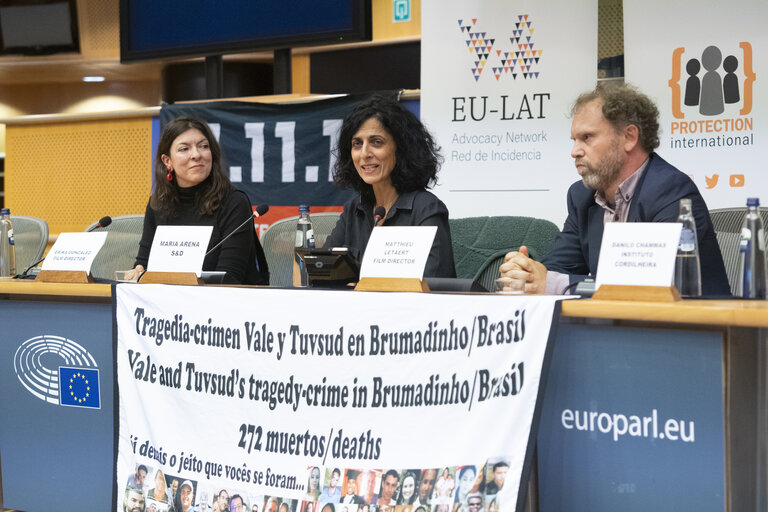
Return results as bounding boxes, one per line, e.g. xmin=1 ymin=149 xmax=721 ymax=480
xmin=500 ymin=82 xmax=729 ymax=296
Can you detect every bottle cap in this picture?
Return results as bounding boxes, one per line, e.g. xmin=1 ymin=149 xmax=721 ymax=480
xmin=299 ymin=205 xmax=310 ymax=214
xmin=747 ymin=197 xmax=760 ymax=207
xmin=0 ymin=208 xmax=9 ymax=215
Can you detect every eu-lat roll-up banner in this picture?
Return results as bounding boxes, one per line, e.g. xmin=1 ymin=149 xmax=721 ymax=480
xmin=421 ymin=0 xmax=598 ymax=226
xmin=115 ymin=285 xmax=565 ymax=512
xmin=624 ymin=0 xmax=767 ymax=208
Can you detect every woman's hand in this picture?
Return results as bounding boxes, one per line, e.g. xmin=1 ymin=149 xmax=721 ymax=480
xmin=123 ymin=265 xmax=145 ymax=282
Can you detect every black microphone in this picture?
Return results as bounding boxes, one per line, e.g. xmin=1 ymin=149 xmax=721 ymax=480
xmin=87 ymin=216 xmax=112 ymax=231
xmin=373 ymin=206 xmax=386 ymax=225
xmin=15 ymin=256 xmax=46 ymax=279
xmin=205 ymin=204 xmax=269 ymax=256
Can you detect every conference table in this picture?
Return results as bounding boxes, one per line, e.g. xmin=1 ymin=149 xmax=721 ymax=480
xmin=0 ymin=279 xmax=765 ymax=512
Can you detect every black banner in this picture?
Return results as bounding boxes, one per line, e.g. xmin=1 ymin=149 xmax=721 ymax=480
xmin=160 ymin=94 xmax=377 ymax=207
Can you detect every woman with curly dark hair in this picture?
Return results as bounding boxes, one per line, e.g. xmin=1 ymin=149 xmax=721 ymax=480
xmin=324 ymin=95 xmax=456 ymax=277
xmin=126 ymin=116 xmax=269 ymax=284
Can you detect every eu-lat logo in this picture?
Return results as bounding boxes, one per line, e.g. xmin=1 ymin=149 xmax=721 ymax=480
xmin=458 ymin=15 xmax=543 ymax=82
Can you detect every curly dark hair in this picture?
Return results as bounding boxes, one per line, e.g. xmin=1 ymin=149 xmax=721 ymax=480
xmin=151 ymin=116 xmax=232 ymax=216
xmin=333 ymin=94 xmax=443 ymax=206
xmin=571 ymin=82 xmax=660 ymax=153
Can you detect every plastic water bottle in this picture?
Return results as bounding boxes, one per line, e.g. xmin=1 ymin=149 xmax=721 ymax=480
xmin=737 ymin=197 xmax=767 ymax=298
xmin=673 ymin=198 xmax=702 ymax=297
xmin=0 ymin=208 xmax=16 ymax=277
xmin=293 ymin=205 xmax=315 ymax=287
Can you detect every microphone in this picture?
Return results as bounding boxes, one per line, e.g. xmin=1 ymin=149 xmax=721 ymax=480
xmin=15 ymin=256 xmax=46 ymax=279
xmin=88 ymin=216 xmax=112 ymax=231
xmin=205 ymin=204 xmax=269 ymax=256
xmin=374 ymin=206 xmax=386 ymax=226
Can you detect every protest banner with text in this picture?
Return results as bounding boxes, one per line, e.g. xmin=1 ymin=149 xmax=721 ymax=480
xmin=115 ymin=286 xmax=563 ymax=512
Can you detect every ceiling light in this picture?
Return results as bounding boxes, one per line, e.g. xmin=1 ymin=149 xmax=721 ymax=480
xmin=82 ymin=76 xmax=105 ymax=82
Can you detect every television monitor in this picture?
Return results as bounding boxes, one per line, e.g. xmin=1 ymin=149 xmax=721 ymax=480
xmin=0 ymin=0 xmax=79 ymax=56
xmin=120 ymin=0 xmax=372 ymax=63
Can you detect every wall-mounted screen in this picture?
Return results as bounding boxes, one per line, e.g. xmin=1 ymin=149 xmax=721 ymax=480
xmin=120 ymin=0 xmax=371 ymax=63
xmin=0 ymin=0 xmax=79 ymax=56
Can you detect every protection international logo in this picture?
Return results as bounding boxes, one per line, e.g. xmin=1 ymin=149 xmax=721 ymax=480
xmin=666 ymin=41 xmax=756 ymax=188
xmin=457 ymin=14 xmax=542 ymax=81
xmin=669 ymin=42 xmax=755 ymax=119
xmin=14 ymin=335 xmax=101 ymax=409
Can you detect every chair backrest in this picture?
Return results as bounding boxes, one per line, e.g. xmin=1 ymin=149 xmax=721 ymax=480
xmin=10 ymin=215 xmax=49 ymax=272
xmin=85 ymin=214 xmax=144 ymax=280
xmin=709 ymin=206 xmax=768 ymax=295
xmin=449 ymin=216 xmax=560 ymax=292
xmin=709 ymin=206 xmax=768 ymax=234
xmin=260 ymin=212 xmax=342 ymax=286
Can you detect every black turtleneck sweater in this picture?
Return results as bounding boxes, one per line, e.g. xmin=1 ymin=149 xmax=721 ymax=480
xmin=134 ymin=185 xmax=268 ymax=285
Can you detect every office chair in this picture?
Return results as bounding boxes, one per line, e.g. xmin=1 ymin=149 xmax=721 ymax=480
xmin=450 ymin=216 xmax=560 ymax=292
xmin=10 ymin=215 xmax=49 ymax=272
xmin=709 ymin=206 xmax=768 ymax=295
xmin=85 ymin=214 xmax=144 ymax=280
xmin=260 ymin=212 xmax=342 ymax=287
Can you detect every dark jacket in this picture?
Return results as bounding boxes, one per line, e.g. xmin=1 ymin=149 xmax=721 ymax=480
xmin=543 ymin=153 xmax=730 ymax=295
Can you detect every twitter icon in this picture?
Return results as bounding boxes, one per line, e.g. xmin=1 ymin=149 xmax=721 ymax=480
xmin=705 ymin=174 xmax=719 ymax=189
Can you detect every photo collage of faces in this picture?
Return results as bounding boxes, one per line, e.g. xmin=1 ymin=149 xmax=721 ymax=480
xmin=123 ymin=463 xmax=296 ymax=512
xmin=299 ymin=458 xmax=510 ymax=512
xmin=122 ymin=458 xmax=510 ymax=512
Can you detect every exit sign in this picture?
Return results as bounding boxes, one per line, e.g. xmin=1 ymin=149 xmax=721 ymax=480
xmin=393 ymin=0 xmax=411 ymax=22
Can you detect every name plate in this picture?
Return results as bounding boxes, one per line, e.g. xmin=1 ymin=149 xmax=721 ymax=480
xmin=595 ymin=222 xmax=682 ymax=289
xmin=42 ymin=232 xmax=108 ymax=273
xmin=147 ymin=225 xmax=213 ymax=277
xmin=360 ymin=225 xmax=437 ymax=279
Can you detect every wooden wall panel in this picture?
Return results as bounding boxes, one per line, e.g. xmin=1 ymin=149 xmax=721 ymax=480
xmin=5 ymin=116 xmax=153 ymax=234
xmin=77 ymin=0 xmax=120 ymax=59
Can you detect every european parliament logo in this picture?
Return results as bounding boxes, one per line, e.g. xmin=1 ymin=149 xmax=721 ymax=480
xmin=14 ymin=334 xmax=101 ymax=409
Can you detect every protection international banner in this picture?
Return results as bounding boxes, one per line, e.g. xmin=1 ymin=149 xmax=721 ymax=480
xmin=421 ymin=0 xmax=597 ymax=225
xmin=115 ymin=285 xmax=564 ymax=512
xmin=624 ymin=0 xmax=767 ymax=208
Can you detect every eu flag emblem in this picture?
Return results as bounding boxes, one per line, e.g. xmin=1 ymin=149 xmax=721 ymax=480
xmin=59 ymin=367 xmax=101 ymax=409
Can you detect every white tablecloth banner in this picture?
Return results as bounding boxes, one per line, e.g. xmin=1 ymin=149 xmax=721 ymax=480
xmin=115 ymin=285 xmax=565 ymax=512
